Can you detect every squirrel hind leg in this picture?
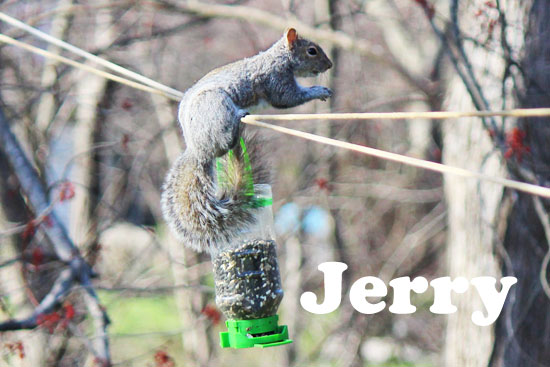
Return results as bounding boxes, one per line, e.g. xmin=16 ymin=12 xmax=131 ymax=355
xmin=182 ymin=90 xmax=242 ymax=158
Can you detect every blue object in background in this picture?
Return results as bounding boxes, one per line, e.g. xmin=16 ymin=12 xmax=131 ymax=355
xmin=302 ymin=206 xmax=331 ymax=238
xmin=274 ymin=202 xmax=300 ymax=235
xmin=275 ymin=203 xmax=331 ymax=239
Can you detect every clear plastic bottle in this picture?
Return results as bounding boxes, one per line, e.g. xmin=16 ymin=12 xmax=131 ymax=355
xmin=211 ymin=184 xmax=284 ymax=320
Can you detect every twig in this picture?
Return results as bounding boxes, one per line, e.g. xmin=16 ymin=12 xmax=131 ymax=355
xmin=449 ymin=0 xmax=495 ymax=123
xmin=378 ymin=203 xmax=446 ymax=282
xmin=21 ymin=1 xmax=133 ymax=28
xmin=155 ymin=0 xmax=381 ymax=58
xmin=82 ymin=287 xmax=111 ymax=365
xmin=96 ymin=283 xmax=214 ymax=295
xmin=153 ymin=0 xmax=434 ymax=90
xmin=532 ymin=197 xmax=550 ymax=300
xmin=421 ymin=3 xmax=498 ymax=138
xmin=0 ymin=256 xmax=21 ymax=268
xmin=0 ymin=268 xmax=74 ymax=331
xmin=99 ymin=19 xmax=207 ymax=51
xmin=0 ymin=199 xmax=56 ymax=238
xmin=329 ymin=182 xmax=443 ymax=203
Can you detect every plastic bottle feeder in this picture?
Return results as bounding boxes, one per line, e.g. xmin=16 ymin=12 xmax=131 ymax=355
xmin=214 ymin=147 xmax=292 ymax=348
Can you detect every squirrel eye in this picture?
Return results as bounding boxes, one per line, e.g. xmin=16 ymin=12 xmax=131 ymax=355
xmin=307 ymin=46 xmax=318 ymax=56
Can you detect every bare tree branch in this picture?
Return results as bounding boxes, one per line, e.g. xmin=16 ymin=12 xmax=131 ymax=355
xmin=0 ymin=268 xmax=73 ymax=331
xmin=0 ymin=105 xmax=111 ymax=365
xmin=152 ymin=0 xmax=433 ymax=94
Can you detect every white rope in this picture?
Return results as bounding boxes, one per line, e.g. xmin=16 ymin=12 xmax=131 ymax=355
xmin=243 ymin=119 xmax=550 ymax=199
xmin=0 ymin=34 xmax=178 ymax=99
xmin=2 ymin=14 xmax=550 ymax=199
xmin=243 ymin=108 xmax=550 ymax=122
xmin=3 ymin=10 xmax=550 ymax=122
xmin=0 ymin=11 xmax=184 ymax=100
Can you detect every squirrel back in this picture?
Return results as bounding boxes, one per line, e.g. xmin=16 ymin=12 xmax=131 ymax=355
xmin=161 ymin=28 xmax=332 ymax=253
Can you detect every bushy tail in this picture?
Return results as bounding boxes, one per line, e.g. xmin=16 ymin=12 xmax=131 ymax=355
xmin=161 ymin=131 xmax=270 ymax=254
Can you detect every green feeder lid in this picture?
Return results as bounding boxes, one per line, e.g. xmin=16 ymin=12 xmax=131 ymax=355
xmin=219 ymin=315 xmax=292 ymax=349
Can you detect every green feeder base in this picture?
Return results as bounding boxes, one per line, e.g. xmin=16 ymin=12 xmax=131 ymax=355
xmin=219 ymin=315 xmax=292 ymax=349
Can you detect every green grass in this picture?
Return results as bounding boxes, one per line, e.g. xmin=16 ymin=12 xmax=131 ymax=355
xmin=98 ymin=291 xmax=182 ymax=334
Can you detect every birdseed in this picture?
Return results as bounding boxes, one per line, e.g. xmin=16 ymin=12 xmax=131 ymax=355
xmin=212 ymin=239 xmax=283 ymax=320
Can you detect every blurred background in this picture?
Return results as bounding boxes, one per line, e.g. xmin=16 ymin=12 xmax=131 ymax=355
xmin=0 ymin=0 xmax=549 ymax=366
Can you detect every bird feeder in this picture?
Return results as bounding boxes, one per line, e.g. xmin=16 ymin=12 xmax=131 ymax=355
xmin=212 ymin=140 xmax=292 ymax=349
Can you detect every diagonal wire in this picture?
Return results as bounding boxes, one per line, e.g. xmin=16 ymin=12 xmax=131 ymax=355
xmin=0 ymin=34 xmax=179 ymax=100
xmin=0 ymin=11 xmax=184 ymax=100
xmin=243 ymin=119 xmax=550 ymax=199
xmin=2 ymin=14 xmax=550 ymax=198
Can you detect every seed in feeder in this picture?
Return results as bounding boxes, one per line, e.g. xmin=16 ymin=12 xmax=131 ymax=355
xmin=212 ymin=239 xmax=284 ymax=320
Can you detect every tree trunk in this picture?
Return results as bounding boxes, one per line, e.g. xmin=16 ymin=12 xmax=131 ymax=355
xmin=70 ymin=9 xmax=113 ymax=246
xmin=442 ymin=1 xmax=511 ymax=366
xmin=443 ymin=87 xmax=504 ymax=366
xmin=34 ymin=0 xmax=73 ymax=135
xmin=443 ymin=1 xmax=550 ymax=366
xmin=490 ymin=0 xmax=550 ymax=365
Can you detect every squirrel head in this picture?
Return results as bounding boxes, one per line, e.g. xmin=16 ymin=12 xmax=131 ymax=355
xmin=284 ymin=28 xmax=333 ymax=77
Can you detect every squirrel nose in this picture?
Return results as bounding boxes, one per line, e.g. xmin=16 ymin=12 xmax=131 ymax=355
xmin=327 ymin=60 xmax=333 ymax=69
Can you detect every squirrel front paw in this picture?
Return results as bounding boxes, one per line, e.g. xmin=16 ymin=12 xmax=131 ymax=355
xmin=309 ymin=86 xmax=333 ymax=101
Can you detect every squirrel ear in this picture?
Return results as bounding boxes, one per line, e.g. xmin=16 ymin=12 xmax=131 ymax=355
xmin=285 ymin=28 xmax=298 ymax=49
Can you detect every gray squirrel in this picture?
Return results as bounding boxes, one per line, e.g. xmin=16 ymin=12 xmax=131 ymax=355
xmin=161 ymin=28 xmax=333 ymax=253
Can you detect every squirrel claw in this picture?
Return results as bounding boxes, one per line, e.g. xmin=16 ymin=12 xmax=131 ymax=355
xmin=310 ymin=86 xmax=333 ymax=101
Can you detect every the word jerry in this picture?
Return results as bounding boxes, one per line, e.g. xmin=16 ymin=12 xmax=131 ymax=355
xmin=300 ymin=262 xmax=517 ymax=326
